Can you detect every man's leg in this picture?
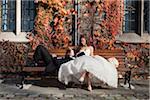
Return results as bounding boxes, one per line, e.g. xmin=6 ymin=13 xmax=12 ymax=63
xmin=33 ymin=45 xmax=57 ymax=73
xmin=33 ymin=45 xmax=52 ymax=65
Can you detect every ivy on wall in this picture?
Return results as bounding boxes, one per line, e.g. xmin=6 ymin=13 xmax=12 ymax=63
xmin=121 ymin=43 xmax=149 ymax=79
xmin=77 ymin=0 xmax=123 ymax=49
xmin=29 ymin=0 xmax=75 ymax=49
xmin=0 ymin=41 xmax=28 ymax=72
xmin=29 ymin=0 xmax=123 ymax=50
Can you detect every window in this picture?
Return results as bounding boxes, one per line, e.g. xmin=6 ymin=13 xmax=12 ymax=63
xmin=1 ymin=0 xmax=16 ymax=32
xmin=123 ymin=0 xmax=138 ymax=33
xmin=21 ymin=0 xmax=35 ymax=32
xmin=1 ymin=0 xmax=36 ymax=33
xmin=144 ymin=1 xmax=150 ymax=33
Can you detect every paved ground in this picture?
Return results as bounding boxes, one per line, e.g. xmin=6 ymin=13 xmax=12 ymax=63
xmin=0 ymin=79 xmax=149 ymax=100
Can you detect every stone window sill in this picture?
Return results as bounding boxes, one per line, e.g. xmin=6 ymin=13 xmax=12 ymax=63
xmin=115 ymin=33 xmax=150 ymax=43
xmin=0 ymin=32 xmax=29 ymax=42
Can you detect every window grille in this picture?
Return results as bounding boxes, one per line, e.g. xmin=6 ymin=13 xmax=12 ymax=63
xmin=144 ymin=1 xmax=150 ymax=33
xmin=123 ymin=0 xmax=138 ymax=33
xmin=1 ymin=0 xmax=16 ymax=32
xmin=21 ymin=0 xmax=35 ymax=32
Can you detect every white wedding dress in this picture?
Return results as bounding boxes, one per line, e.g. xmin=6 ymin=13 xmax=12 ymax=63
xmin=58 ymin=48 xmax=118 ymax=88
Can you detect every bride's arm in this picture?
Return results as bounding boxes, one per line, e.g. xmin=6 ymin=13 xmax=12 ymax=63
xmin=89 ymin=46 xmax=94 ymax=56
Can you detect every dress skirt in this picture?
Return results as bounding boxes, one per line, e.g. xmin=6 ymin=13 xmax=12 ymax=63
xmin=58 ymin=55 xmax=118 ymax=88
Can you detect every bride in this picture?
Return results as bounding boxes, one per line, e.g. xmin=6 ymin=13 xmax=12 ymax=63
xmin=58 ymin=36 xmax=119 ymax=91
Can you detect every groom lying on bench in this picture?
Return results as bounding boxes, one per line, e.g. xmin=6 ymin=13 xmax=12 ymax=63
xmin=29 ymin=45 xmax=75 ymax=74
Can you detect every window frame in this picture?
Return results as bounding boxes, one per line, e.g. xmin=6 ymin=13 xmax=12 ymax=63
xmin=0 ymin=0 xmax=36 ymax=42
xmin=0 ymin=0 xmax=35 ymax=34
xmin=143 ymin=1 xmax=150 ymax=33
xmin=1 ymin=0 xmax=16 ymax=32
xmin=21 ymin=0 xmax=36 ymax=32
xmin=116 ymin=0 xmax=150 ymax=43
xmin=123 ymin=0 xmax=138 ymax=33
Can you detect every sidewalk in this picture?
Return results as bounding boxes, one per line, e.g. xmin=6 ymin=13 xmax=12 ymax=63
xmin=0 ymin=79 xmax=149 ymax=100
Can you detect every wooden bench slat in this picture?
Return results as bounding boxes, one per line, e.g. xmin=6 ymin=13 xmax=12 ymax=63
xmin=94 ymin=49 xmax=124 ymax=53
xmin=102 ymin=56 xmax=125 ymax=59
xmin=117 ymin=67 xmax=131 ymax=71
xmin=23 ymin=67 xmax=45 ymax=72
xmin=0 ymin=69 xmax=17 ymax=73
xmin=118 ymin=62 xmax=125 ymax=65
xmin=25 ymin=77 xmax=42 ymax=80
xmin=29 ymin=50 xmax=125 ymax=54
xmin=95 ymin=53 xmax=125 ymax=56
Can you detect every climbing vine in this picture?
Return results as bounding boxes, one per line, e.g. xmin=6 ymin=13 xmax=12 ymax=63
xmin=29 ymin=0 xmax=123 ymax=50
xmin=29 ymin=0 xmax=75 ymax=49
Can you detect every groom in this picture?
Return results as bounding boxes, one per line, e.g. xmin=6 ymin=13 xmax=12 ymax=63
xmin=32 ymin=45 xmax=75 ymax=74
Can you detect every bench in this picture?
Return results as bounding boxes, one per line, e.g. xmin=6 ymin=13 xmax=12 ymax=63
xmin=23 ymin=49 xmax=126 ymax=79
xmin=0 ymin=48 xmax=125 ymax=88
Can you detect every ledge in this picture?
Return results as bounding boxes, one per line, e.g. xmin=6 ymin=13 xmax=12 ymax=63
xmin=0 ymin=32 xmax=150 ymax=43
xmin=115 ymin=33 xmax=150 ymax=43
xmin=0 ymin=32 xmax=29 ymax=42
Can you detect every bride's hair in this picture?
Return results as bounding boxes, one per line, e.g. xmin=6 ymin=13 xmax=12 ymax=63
xmin=79 ymin=35 xmax=91 ymax=47
xmin=108 ymin=57 xmax=119 ymax=68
